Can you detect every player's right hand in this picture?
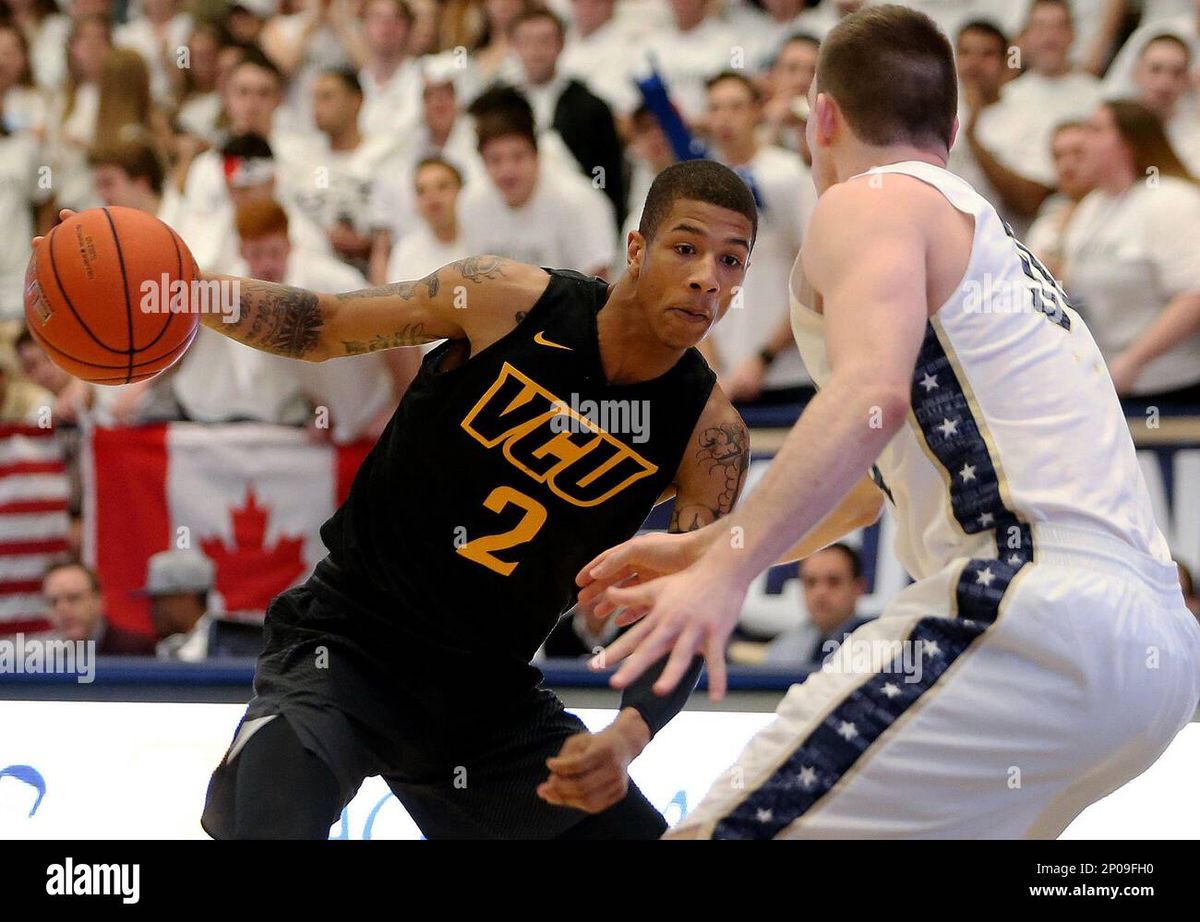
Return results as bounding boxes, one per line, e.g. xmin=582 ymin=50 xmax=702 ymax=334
xmin=576 ymin=528 xmax=714 ymax=624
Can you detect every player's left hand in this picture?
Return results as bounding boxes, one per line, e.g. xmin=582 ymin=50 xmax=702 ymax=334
xmin=594 ymin=563 xmax=749 ymax=700
xmin=537 ymin=713 xmax=649 ymax=813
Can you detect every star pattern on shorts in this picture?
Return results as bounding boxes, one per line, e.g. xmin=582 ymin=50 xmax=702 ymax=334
xmin=978 ymin=512 xmax=995 ymax=528
xmin=937 ymin=417 xmax=960 ymax=439
xmin=881 ymin=682 xmax=902 ymax=699
xmin=837 ymin=720 xmax=858 ymax=741
xmin=1008 ymin=553 xmax=1024 ymax=566
xmin=920 ymin=373 xmax=940 ymax=392
xmin=796 ymin=766 xmax=818 ymax=789
xmin=975 ymin=566 xmax=996 ymax=587
xmin=756 ymin=808 xmax=773 ymax=823
xmin=959 ymin=463 xmax=977 ymax=482
xmin=922 ymin=639 xmax=942 ymax=659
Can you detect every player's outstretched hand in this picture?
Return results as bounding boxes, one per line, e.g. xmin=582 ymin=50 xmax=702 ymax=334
xmin=576 ymin=528 xmax=713 ymax=624
xmin=537 ymin=712 xmax=649 ymax=814
xmin=592 ymin=563 xmax=748 ymax=701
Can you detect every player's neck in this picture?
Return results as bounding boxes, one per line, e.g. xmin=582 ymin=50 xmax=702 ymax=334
xmin=596 ymin=279 xmax=685 ymax=385
xmin=836 ymin=143 xmax=947 ymax=183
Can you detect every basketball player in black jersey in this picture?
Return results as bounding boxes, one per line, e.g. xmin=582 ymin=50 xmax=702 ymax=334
xmin=177 ymin=160 xmax=758 ymax=839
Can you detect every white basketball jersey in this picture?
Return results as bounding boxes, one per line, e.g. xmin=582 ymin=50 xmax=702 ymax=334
xmin=790 ymin=161 xmax=1173 ymax=581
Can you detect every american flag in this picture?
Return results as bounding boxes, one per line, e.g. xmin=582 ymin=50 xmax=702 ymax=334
xmin=0 ymin=425 xmax=69 ymax=636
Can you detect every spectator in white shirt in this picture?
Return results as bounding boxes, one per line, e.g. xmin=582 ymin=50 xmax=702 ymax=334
xmin=963 ymin=1 xmax=1102 ymax=231
xmin=0 ymin=20 xmax=47 ymax=135
xmin=114 ymin=0 xmax=193 ymax=105
xmin=763 ymin=32 xmax=820 ymax=163
xmin=45 ymin=15 xmax=111 ymax=215
xmin=172 ymin=21 xmax=226 ymax=146
xmin=1102 ymin=0 xmax=1200 ymax=97
xmin=1129 ymin=32 xmax=1200 ymax=175
xmin=460 ymin=107 xmax=617 ymax=277
xmin=1025 ymin=121 xmax=1092 ymax=276
xmin=384 ymin=156 xmax=469 ymax=395
xmin=357 ymin=0 xmax=423 ymax=142
xmin=367 ymin=67 xmax=483 ymax=284
xmin=558 ymin=0 xmax=641 ymax=119
xmin=3 ymin=0 xmax=69 ymax=92
xmin=1064 ymin=100 xmax=1200 ymax=404
xmin=950 ymin=19 xmax=1013 ymax=215
xmin=703 ymin=70 xmax=815 ymax=406
xmin=292 ymin=67 xmax=398 ymax=274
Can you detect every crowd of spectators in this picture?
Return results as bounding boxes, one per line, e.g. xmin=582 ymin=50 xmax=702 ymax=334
xmin=1 ymin=0 xmax=1199 ymax=659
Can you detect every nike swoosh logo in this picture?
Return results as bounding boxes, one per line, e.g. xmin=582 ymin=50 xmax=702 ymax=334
xmin=534 ymin=331 xmax=573 ymax=351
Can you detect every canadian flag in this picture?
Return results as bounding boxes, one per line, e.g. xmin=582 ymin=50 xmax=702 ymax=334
xmin=83 ymin=424 xmax=372 ymax=634
xmin=0 ymin=426 xmax=69 ymax=635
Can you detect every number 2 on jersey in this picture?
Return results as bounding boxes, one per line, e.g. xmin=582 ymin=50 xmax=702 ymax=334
xmin=457 ymin=486 xmax=547 ymax=576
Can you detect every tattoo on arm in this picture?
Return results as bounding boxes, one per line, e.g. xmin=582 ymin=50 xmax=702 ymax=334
xmin=333 ymin=270 xmax=440 ymax=302
xmin=668 ymin=422 xmax=750 ymax=533
xmin=222 ymin=280 xmax=324 ymax=358
xmin=341 ymin=323 xmax=429 ymax=355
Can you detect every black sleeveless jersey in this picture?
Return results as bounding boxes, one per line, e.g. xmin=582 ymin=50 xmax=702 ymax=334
xmin=315 ymin=268 xmax=715 ymax=682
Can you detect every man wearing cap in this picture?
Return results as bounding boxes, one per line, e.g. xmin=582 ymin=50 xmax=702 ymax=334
xmin=142 ymin=550 xmax=217 ymax=661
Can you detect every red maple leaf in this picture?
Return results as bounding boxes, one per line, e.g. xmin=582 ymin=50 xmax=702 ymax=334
xmin=199 ymin=488 xmax=308 ymax=611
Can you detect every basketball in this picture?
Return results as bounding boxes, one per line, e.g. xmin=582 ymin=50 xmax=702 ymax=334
xmin=23 ymin=207 xmax=202 ymax=385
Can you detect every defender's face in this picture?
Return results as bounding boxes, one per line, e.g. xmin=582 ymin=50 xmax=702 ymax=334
xmin=631 ymin=199 xmax=752 ymax=350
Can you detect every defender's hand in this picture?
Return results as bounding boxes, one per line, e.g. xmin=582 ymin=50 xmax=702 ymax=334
xmin=576 ymin=528 xmax=714 ymax=623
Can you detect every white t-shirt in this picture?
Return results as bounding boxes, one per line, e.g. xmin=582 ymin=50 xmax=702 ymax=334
xmin=459 ymin=168 xmax=617 ymax=274
xmin=1063 ymin=176 xmax=1200 ymax=394
xmin=358 ymin=57 xmax=424 ymax=143
xmin=287 ymin=134 xmax=400 ymax=238
xmin=269 ymin=13 xmax=356 ymax=134
xmin=633 ymin=16 xmax=735 ymax=123
xmin=559 ymin=17 xmax=644 ymax=117
xmin=975 ymin=71 xmax=1102 ymax=189
xmin=29 ymin=14 xmax=69 ymax=92
xmin=1168 ymin=101 xmax=1200 ymax=176
xmin=709 ymin=145 xmax=816 ymax=390
xmin=0 ymin=131 xmax=40 ymax=319
xmin=1024 ymin=193 xmax=1074 ymax=268
xmin=114 ymin=13 xmax=194 ymax=104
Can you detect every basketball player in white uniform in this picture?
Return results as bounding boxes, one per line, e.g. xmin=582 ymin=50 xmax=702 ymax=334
xmin=568 ymin=5 xmax=1200 ymax=838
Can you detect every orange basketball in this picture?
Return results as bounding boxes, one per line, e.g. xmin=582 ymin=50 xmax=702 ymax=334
xmin=24 ymin=206 xmax=202 ymax=385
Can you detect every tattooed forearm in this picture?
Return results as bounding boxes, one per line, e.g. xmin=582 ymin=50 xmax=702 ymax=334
xmin=210 ymin=279 xmax=324 ymax=359
xmin=341 ymin=324 xmax=429 ymax=354
xmin=698 ymin=423 xmax=751 ymax=515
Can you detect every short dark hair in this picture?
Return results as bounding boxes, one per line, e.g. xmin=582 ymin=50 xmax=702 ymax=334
xmin=221 ymin=132 xmax=274 ymax=160
xmin=956 ymin=18 xmax=1008 ymax=50
xmin=705 ymin=69 xmax=763 ymax=104
xmin=511 ymin=6 xmax=565 ymax=40
xmin=415 ymin=156 xmax=464 ymax=187
xmin=1141 ymin=32 xmax=1193 ymax=64
xmin=806 ymin=543 xmax=863 ymax=580
xmin=475 ymin=112 xmax=538 ymax=153
xmin=638 ymin=160 xmax=758 ymax=249
xmin=321 ymin=66 xmax=363 ymax=96
xmin=819 ymin=4 xmax=957 ymax=149
xmin=43 ymin=560 xmax=100 ymax=592
xmin=230 ymin=46 xmax=284 ymax=88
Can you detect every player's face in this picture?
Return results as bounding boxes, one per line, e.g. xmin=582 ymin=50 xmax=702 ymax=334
xmin=92 ymin=164 xmax=139 ymax=208
xmin=513 ymin=19 xmax=562 ymax=86
xmin=240 ymin=233 xmax=291 ymax=283
xmin=800 ymin=550 xmax=864 ymax=633
xmin=632 ymin=200 xmax=752 ymax=349
xmin=1134 ymin=41 xmax=1190 ymax=116
xmin=43 ymin=568 xmax=104 ymax=643
xmin=956 ymin=30 xmax=1006 ymax=90
xmin=481 ymin=135 xmax=539 ymax=207
xmin=706 ymin=80 xmax=761 ymax=150
xmin=414 ymin=163 xmax=461 ymax=227
xmin=1051 ymin=126 xmax=1091 ymax=200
